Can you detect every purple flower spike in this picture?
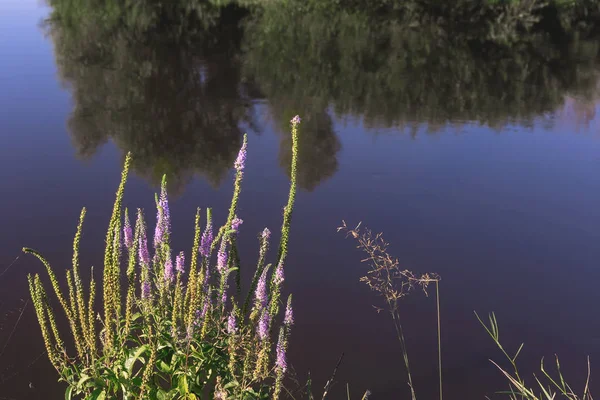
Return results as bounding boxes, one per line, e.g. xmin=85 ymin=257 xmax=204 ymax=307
xmin=227 ymin=313 xmax=237 ymax=334
xmin=221 ymin=291 xmax=228 ymax=306
xmin=255 ymin=269 xmax=268 ymax=309
xmin=276 ymin=334 xmax=287 ymax=372
xmin=231 ymin=217 xmax=243 ymax=233
xmin=257 ymin=311 xmax=269 ymax=341
xmin=284 ymin=302 xmax=294 ymax=327
xmin=176 ymin=251 xmax=185 ymax=274
xmin=141 ymin=280 xmax=151 ymax=300
xmin=139 ymin=225 xmax=150 ymax=266
xmin=124 ymin=212 xmax=133 ymax=250
xmin=160 ymin=185 xmax=170 ymax=233
xmin=274 ymin=262 xmax=285 ymax=286
xmin=200 ymin=301 xmax=209 ymax=318
xmin=164 ymin=257 xmax=174 ymax=283
xmin=261 ymin=228 xmax=271 ymax=241
xmin=200 ymin=221 xmax=213 ymax=258
xmin=234 ymin=140 xmax=247 ymax=172
xmin=216 ymin=238 xmax=229 ymax=274
xmin=154 ymin=210 xmax=164 ymax=249
xmin=291 ymin=115 xmax=301 ymax=125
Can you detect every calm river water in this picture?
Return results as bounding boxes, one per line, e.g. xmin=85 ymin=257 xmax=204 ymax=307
xmin=1 ymin=1 xmax=600 ymax=399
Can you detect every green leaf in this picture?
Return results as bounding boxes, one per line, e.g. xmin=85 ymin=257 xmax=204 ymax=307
xmin=156 ymin=389 xmax=168 ymax=400
xmin=126 ymin=345 xmax=148 ymax=375
xmin=157 ymin=360 xmax=171 ymax=373
xmin=76 ymin=374 xmax=91 ymax=390
xmin=178 ymin=375 xmax=189 ymax=394
xmin=65 ymin=387 xmax=73 ymax=400
xmin=91 ymin=389 xmax=106 ymax=400
xmin=223 ymin=381 xmax=239 ymax=389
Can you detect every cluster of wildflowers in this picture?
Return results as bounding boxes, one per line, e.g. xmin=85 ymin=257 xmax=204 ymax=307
xmin=23 ymin=116 xmax=302 ymax=399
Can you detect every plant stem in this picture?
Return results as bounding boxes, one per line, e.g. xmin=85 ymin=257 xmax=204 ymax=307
xmin=436 ymin=280 xmax=442 ymax=400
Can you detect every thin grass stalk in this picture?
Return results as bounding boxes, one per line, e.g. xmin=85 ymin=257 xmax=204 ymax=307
xmin=436 ymin=280 xmax=442 ymax=400
xmin=391 ymin=309 xmax=416 ymax=400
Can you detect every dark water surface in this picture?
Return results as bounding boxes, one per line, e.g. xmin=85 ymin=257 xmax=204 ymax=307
xmin=2 ymin=1 xmax=600 ymax=399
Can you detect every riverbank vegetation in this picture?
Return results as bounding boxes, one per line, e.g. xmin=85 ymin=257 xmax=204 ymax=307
xmin=22 ymin=118 xmax=301 ymax=399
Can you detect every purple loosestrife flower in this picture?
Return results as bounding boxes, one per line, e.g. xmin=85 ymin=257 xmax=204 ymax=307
xmin=200 ymin=300 xmax=209 ymax=318
xmin=234 ymin=140 xmax=247 ymax=172
xmin=124 ymin=212 xmax=133 ymax=250
xmin=141 ymin=279 xmax=151 ymax=300
xmin=153 ymin=208 xmax=164 ymax=249
xmin=276 ymin=332 xmax=287 ymax=372
xmin=164 ymin=257 xmax=174 ymax=283
xmin=231 ymin=217 xmax=243 ymax=233
xmin=221 ymin=291 xmax=228 ymax=306
xmin=199 ymin=221 xmax=213 ymax=258
xmin=160 ymin=187 xmax=170 ymax=235
xmin=216 ymin=238 xmax=228 ymax=275
xmin=262 ymin=227 xmax=271 ymax=241
xmin=175 ymin=251 xmax=185 ymax=274
xmin=255 ymin=269 xmax=268 ymax=309
xmin=139 ymin=231 xmax=150 ymax=266
xmin=274 ymin=262 xmax=285 ymax=286
xmin=257 ymin=310 xmax=269 ymax=341
xmin=284 ymin=301 xmax=294 ymax=327
xmin=291 ymin=115 xmax=301 ymax=125
xmin=227 ymin=313 xmax=237 ymax=334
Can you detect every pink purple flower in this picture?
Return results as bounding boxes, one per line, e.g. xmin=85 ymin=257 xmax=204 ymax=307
xmin=141 ymin=280 xmax=151 ymax=300
xmin=124 ymin=211 xmax=133 ymax=250
xmin=275 ymin=330 xmax=287 ymax=372
xmin=274 ymin=262 xmax=284 ymax=286
xmin=234 ymin=140 xmax=247 ymax=172
xmin=138 ymin=223 xmax=150 ymax=266
xmin=199 ymin=221 xmax=213 ymax=258
xmin=164 ymin=257 xmax=174 ymax=283
xmin=231 ymin=217 xmax=243 ymax=233
xmin=261 ymin=228 xmax=271 ymax=241
xmin=291 ymin=115 xmax=301 ymax=125
xmin=284 ymin=301 xmax=294 ymax=327
xmin=216 ymin=237 xmax=228 ymax=274
xmin=227 ymin=313 xmax=237 ymax=334
xmin=257 ymin=310 xmax=269 ymax=341
xmin=255 ymin=269 xmax=268 ymax=309
xmin=175 ymin=251 xmax=185 ymax=274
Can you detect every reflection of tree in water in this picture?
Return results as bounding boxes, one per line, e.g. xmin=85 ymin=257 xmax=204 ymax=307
xmin=243 ymin=3 xmax=600 ymax=134
xmin=47 ymin=0 xmax=253 ymax=195
xmin=46 ymin=0 xmax=600 ymax=193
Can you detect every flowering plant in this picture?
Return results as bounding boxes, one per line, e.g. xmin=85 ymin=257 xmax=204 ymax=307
xmin=24 ymin=117 xmax=301 ymax=399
